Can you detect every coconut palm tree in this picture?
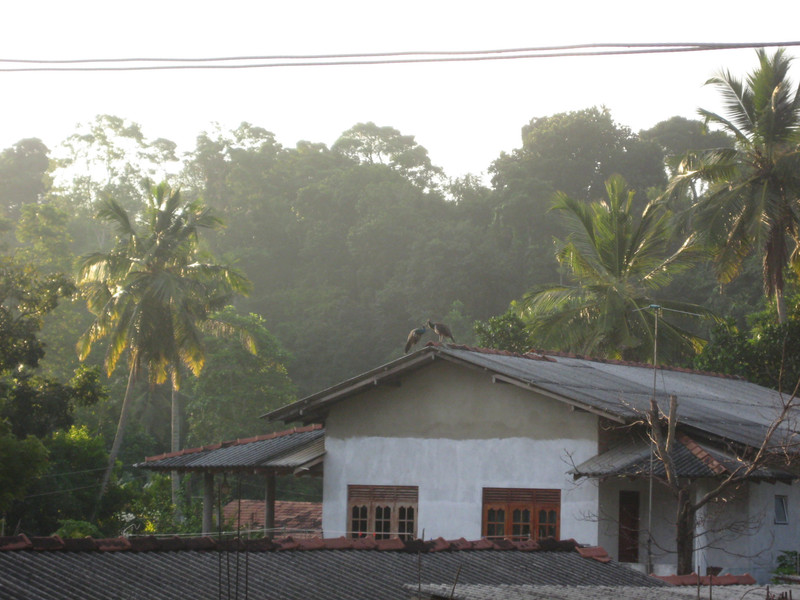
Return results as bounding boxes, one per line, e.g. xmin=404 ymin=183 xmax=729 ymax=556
xmin=522 ymin=175 xmax=714 ymax=363
xmin=667 ymin=48 xmax=800 ymax=323
xmin=77 ymin=182 xmax=252 ymax=506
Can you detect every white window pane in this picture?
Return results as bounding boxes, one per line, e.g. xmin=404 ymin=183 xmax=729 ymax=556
xmin=775 ymin=495 xmax=788 ymax=524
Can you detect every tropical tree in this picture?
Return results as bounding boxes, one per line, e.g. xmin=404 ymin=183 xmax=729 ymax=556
xmin=77 ymin=182 xmax=252 ymax=505
xmin=521 ymin=175 xmax=713 ymax=363
xmin=667 ymin=48 xmax=800 ymax=323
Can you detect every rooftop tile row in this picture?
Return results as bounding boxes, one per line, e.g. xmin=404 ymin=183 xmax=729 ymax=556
xmin=0 ymin=534 xmax=601 ymax=556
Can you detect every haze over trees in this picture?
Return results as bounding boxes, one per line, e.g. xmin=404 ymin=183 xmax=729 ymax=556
xmin=1 ymin=49 xmax=799 ymax=569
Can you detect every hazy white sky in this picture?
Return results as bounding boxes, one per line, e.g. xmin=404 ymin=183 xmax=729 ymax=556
xmin=3 ymin=0 xmax=800 ymax=180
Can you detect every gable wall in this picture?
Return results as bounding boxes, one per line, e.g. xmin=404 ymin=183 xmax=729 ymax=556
xmin=321 ymin=360 xmax=599 ymax=542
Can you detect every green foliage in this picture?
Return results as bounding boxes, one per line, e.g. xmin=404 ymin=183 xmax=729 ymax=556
xmin=0 ymin=257 xmax=76 ymax=372
xmin=185 ymin=308 xmax=296 ymax=445
xmin=666 ymin=49 xmax=800 ymax=323
xmin=0 ymin=138 xmax=52 ymax=224
xmin=522 ymin=175 xmax=714 ymax=363
xmin=0 ymin=256 xmax=113 ymax=529
xmin=772 ymin=550 xmax=799 ymax=581
xmin=125 ymin=473 xmax=192 ymax=535
xmin=474 ymin=305 xmax=531 ymax=353
xmin=492 ymin=107 xmax=667 ymax=203
xmin=332 ymin=122 xmax=444 ymax=192
xmin=695 ymin=316 xmax=800 ymax=391
xmin=0 ymin=421 xmax=49 ymax=513
xmin=54 ymin=519 xmax=102 ymax=538
xmin=6 ymin=425 xmax=128 ymax=536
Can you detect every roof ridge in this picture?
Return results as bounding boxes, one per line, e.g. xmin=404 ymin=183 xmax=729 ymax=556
xmin=433 ymin=343 xmax=743 ymax=380
xmin=144 ymin=424 xmax=323 ymax=463
xmin=676 ymin=433 xmax=729 ymax=476
xmin=426 ymin=342 xmax=554 ymax=362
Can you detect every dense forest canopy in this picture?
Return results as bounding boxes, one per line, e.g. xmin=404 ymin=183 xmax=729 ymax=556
xmin=4 ymin=49 xmax=800 ymax=536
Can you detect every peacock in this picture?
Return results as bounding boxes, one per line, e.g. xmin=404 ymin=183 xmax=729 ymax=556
xmin=426 ymin=319 xmax=455 ymax=343
xmin=404 ymin=325 xmax=427 ymax=353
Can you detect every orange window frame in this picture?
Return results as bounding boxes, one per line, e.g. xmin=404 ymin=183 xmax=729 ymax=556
xmin=482 ymin=488 xmax=561 ymax=541
xmin=347 ymin=485 xmax=418 ymax=540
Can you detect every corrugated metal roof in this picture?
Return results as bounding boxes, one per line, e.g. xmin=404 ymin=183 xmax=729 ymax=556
xmin=135 ymin=427 xmax=325 ymax=472
xmin=266 ymin=344 xmax=800 ymax=451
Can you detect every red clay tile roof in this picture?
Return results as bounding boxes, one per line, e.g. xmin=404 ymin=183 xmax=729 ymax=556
xmin=0 ymin=533 xmax=617 ymax=561
xmin=222 ymin=500 xmax=322 ymax=536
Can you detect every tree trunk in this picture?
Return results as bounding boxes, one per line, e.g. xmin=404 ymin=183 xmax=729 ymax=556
xmin=94 ymin=363 xmax=137 ymax=516
xmin=171 ymin=385 xmax=183 ymax=520
xmin=776 ymin=287 xmax=787 ymax=324
xmin=675 ymin=488 xmax=696 ymax=575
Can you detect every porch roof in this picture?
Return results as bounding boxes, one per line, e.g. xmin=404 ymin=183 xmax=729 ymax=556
xmin=571 ymin=432 xmax=794 ymax=481
xmin=134 ymin=425 xmax=324 ymax=475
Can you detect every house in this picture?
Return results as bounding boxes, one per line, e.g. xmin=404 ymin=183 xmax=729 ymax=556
xmin=0 ymin=534 xmax=674 ymax=600
xmin=263 ymin=343 xmax=800 ymax=583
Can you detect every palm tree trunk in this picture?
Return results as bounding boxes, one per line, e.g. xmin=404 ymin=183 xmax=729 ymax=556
xmin=171 ymin=385 xmax=182 ymax=519
xmin=776 ymin=288 xmax=787 ymax=324
xmin=94 ymin=362 xmax=137 ymax=517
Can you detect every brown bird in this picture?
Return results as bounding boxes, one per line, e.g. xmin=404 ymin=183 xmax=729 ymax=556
xmin=405 ymin=325 xmax=427 ymax=353
xmin=426 ymin=319 xmax=454 ymax=343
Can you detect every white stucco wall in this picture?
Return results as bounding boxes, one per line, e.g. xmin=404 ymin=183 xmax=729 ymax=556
xmin=597 ymin=476 xmax=800 ymax=583
xmin=598 ymin=477 xmax=684 ymax=573
xmin=699 ymin=480 xmax=800 ymax=583
xmin=320 ymin=360 xmax=600 ymax=543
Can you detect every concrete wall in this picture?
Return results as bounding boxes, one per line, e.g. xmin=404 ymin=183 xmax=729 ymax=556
xmin=699 ymin=479 xmax=800 ymax=583
xmin=597 ymin=476 xmax=800 ymax=583
xmin=321 ymin=360 xmax=600 ymax=542
xmin=597 ymin=476 xmax=679 ymax=574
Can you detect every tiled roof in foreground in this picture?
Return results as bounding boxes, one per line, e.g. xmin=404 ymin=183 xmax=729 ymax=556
xmin=0 ymin=536 xmax=665 ymax=600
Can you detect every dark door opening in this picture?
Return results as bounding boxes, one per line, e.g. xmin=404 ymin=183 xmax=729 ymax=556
xmin=618 ymin=490 xmax=640 ymax=563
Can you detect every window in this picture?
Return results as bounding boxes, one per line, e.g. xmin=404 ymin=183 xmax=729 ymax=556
xmin=348 ymin=485 xmax=418 ymax=540
xmin=482 ymin=488 xmax=560 ymax=541
xmin=775 ymin=495 xmax=789 ymax=524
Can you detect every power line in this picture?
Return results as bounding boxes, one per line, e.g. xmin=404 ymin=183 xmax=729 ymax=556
xmin=1 ymin=41 xmax=799 ymax=72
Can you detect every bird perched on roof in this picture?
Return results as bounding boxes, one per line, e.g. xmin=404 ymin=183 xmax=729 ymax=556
xmin=405 ymin=325 xmax=427 ymax=353
xmin=426 ymin=319 xmax=455 ymax=343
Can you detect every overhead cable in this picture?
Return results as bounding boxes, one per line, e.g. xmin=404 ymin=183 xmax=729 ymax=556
xmin=1 ymin=41 xmax=799 ymax=72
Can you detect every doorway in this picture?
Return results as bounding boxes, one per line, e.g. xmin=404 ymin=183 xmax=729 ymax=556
xmin=618 ymin=490 xmax=640 ymax=563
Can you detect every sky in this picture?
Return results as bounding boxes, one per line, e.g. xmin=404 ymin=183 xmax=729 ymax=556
xmin=2 ymin=1 xmax=800 ymax=181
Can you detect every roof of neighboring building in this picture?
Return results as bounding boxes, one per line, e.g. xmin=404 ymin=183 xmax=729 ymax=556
xmin=265 ymin=344 xmax=800 ymax=451
xmin=222 ymin=500 xmax=322 ymax=536
xmin=410 ymin=582 xmax=791 ymax=600
xmin=571 ymin=432 xmax=794 ymax=481
xmin=0 ymin=536 xmax=665 ymax=600
xmin=135 ymin=425 xmax=324 ymax=474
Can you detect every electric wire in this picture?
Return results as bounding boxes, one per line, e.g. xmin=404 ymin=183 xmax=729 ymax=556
xmin=1 ymin=41 xmax=799 ymax=72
